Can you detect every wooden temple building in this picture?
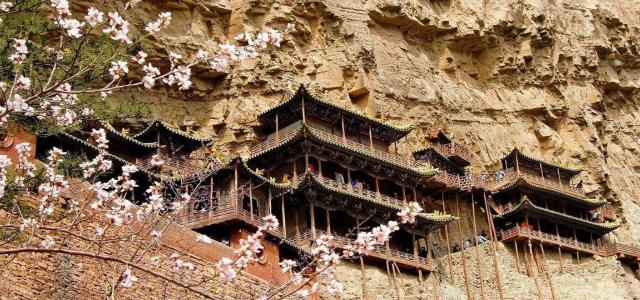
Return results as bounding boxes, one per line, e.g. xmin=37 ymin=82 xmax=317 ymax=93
xmin=34 ymin=85 xmax=640 ymax=290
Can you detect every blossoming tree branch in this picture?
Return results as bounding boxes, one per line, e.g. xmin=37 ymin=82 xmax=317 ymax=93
xmin=0 ymin=0 xmax=430 ymax=298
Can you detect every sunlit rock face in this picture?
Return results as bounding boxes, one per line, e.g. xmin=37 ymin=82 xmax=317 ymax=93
xmin=108 ymin=0 xmax=640 ymax=265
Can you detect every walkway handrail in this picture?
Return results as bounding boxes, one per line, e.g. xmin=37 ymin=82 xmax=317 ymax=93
xmin=287 ymin=229 xmax=432 ymax=269
xmin=433 ymin=143 xmax=471 ymax=163
xmin=308 ymin=126 xmax=414 ymax=167
xmin=251 ymin=120 xmax=303 ymax=155
xmin=318 ymin=175 xmax=407 ymax=207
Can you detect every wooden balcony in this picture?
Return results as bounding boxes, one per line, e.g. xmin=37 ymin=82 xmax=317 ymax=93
xmin=138 ymin=156 xmax=218 ymax=178
xmin=317 ymin=174 xmax=407 ymax=208
xmin=498 ymin=227 xmax=600 ymax=255
xmin=491 ymin=169 xmax=587 ymax=199
xmin=250 ymin=121 xmax=416 ymax=169
xmin=251 ymin=121 xmax=304 ymax=157
xmin=177 ymin=191 xmax=285 ymax=239
xmin=433 ymin=143 xmax=471 ymax=166
xmin=287 ymin=229 xmax=434 ymax=271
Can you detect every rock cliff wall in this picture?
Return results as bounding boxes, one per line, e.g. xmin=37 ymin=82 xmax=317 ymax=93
xmin=99 ymin=0 xmax=640 ymax=298
xmin=114 ymin=0 xmax=640 ymax=245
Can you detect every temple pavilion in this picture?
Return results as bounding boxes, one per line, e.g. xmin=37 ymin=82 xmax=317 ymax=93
xmin=490 ymin=149 xmax=620 ymax=266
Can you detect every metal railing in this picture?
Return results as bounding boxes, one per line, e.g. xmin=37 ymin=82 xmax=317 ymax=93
xmin=432 ymin=143 xmax=471 ymax=163
xmin=287 ymin=229 xmax=432 ymax=270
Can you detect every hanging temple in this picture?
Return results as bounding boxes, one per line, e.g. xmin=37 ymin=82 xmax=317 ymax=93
xmin=23 ymin=84 xmax=640 ymax=285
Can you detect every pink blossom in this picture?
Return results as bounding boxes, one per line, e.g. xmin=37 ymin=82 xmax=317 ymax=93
xmin=84 ymin=7 xmax=104 ymax=26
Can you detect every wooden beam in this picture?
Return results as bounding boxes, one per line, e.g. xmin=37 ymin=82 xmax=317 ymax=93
xmin=310 ymin=202 xmax=316 ymax=239
xmin=470 ymin=193 xmax=486 ymax=299
xmin=326 ymin=208 xmax=331 ymax=235
xmin=456 ymin=193 xmax=473 ymax=300
xmin=281 ymin=195 xmax=287 ymax=239
xmin=441 ymin=192 xmax=454 ymax=283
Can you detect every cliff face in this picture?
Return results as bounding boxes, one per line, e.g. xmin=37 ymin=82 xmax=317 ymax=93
xmin=119 ymin=0 xmax=640 ymax=244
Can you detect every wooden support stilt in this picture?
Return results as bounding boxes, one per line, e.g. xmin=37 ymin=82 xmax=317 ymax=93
xmin=326 ymin=208 xmax=331 ymax=235
xmin=557 ymin=246 xmax=563 ymax=273
xmin=514 ymin=240 xmax=521 ymax=272
xmin=360 ymin=256 xmax=368 ymax=300
xmin=281 ymin=195 xmax=287 ymax=239
xmin=441 ymin=192 xmax=454 ymax=282
xmin=522 ymin=242 xmax=532 ymax=277
xmin=275 ymin=113 xmax=280 ymax=142
xmin=249 ymin=178 xmax=254 ymax=220
xmin=538 ymin=244 xmax=558 ymax=300
xmin=527 ymin=240 xmax=543 ymax=300
xmin=310 ymin=202 xmax=316 ymax=239
xmin=470 ymin=193 xmax=486 ymax=299
xmin=294 ymin=209 xmax=300 ymax=240
xmin=483 ymin=193 xmax=504 ymax=300
xmin=456 ymin=193 xmax=473 ymax=300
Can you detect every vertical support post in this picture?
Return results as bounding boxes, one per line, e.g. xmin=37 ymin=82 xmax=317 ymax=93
xmin=483 ymin=193 xmax=505 ymax=300
xmin=234 ymin=160 xmax=238 ymax=191
xmin=209 ymin=177 xmax=214 ymax=216
xmin=268 ymin=187 xmax=272 ymax=215
xmin=347 ymin=167 xmax=352 ymax=191
xmin=293 ymin=158 xmax=298 ymax=183
xmin=305 ymin=153 xmax=309 ymax=173
xmin=470 ymin=192 xmax=486 ymax=299
xmin=514 ymin=240 xmax=521 ymax=272
xmin=275 ymin=113 xmax=280 ymax=142
xmin=326 ymin=208 xmax=331 ymax=235
xmin=555 ymin=224 xmax=562 ymax=273
xmin=527 ymin=240 xmax=542 ymax=298
xmin=456 ymin=193 xmax=473 ymax=300
xmin=539 ymin=162 xmax=544 ymax=178
xmin=341 ymin=115 xmax=346 ymax=143
xmin=294 ymin=209 xmax=300 ymax=240
xmin=301 ymin=95 xmax=306 ymax=123
xmin=318 ymin=159 xmax=323 ymax=178
xmin=368 ymin=124 xmax=374 ymax=151
xmin=441 ymin=192 xmax=454 ymax=283
xmin=249 ymin=178 xmax=254 ymax=220
xmin=310 ymin=202 xmax=316 ymax=239
xmin=402 ymin=184 xmax=407 ymax=204
xmin=281 ymin=195 xmax=287 ymax=239
xmin=515 ymin=152 xmax=520 ymax=174
xmin=375 ymin=175 xmax=380 ymax=198
xmin=557 ymin=168 xmax=561 ymax=186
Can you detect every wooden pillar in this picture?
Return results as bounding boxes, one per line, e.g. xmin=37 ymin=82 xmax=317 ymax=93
xmin=310 ymin=202 xmax=316 ymax=239
xmin=268 ymin=187 xmax=272 ymax=215
xmin=294 ymin=209 xmax=300 ymax=240
xmin=555 ymin=224 xmax=562 ymax=273
xmin=368 ymin=124 xmax=374 ymax=151
xmin=470 ymin=192 xmax=486 ymax=299
xmin=573 ymin=228 xmax=580 ymax=264
xmin=557 ymin=168 xmax=561 ymax=186
xmin=318 ymin=159 xmax=323 ymax=178
xmin=281 ymin=195 xmax=287 ymax=239
xmin=483 ymin=193 xmax=505 ymax=300
xmin=441 ymin=192 xmax=454 ymax=282
xmin=304 ymin=153 xmax=309 ymax=173
xmin=515 ymin=153 xmax=520 ymax=174
xmin=234 ymin=161 xmax=238 ymax=190
xmin=375 ymin=175 xmax=380 ymax=198
xmin=249 ymin=178 xmax=254 ymax=220
xmin=275 ymin=113 xmax=280 ymax=142
xmin=341 ymin=115 xmax=346 ymax=142
xmin=456 ymin=193 xmax=473 ymax=300
xmin=301 ymin=95 xmax=306 ymax=123
xmin=527 ymin=240 xmax=542 ymax=298
xmin=209 ymin=177 xmax=214 ymax=215
xmin=326 ymin=208 xmax=331 ymax=235
xmin=514 ymin=240 xmax=521 ymax=272
xmin=402 ymin=184 xmax=407 ymax=204
xmin=347 ymin=167 xmax=352 ymax=191
xmin=412 ymin=186 xmax=418 ymax=203
xmin=293 ymin=158 xmax=298 ymax=183
xmin=539 ymin=162 xmax=544 ymax=178
xmin=539 ymin=243 xmax=558 ymax=300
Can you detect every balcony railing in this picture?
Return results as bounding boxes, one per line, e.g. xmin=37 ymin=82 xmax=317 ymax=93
xmin=433 ymin=143 xmax=471 ymax=164
xmin=499 ymin=227 xmax=599 ymax=254
xmin=177 ymin=190 xmax=285 ymax=238
xmin=317 ymin=174 xmax=407 ymax=208
xmin=250 ymin=120 xmax=415 ymax=168
xmin=139 ymin=156 xmax=218 ymax=178
xmin=251 ymin=121 xmax=304 ymax=156
xmin=287 ymin=229 xmax=433 ymax=271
